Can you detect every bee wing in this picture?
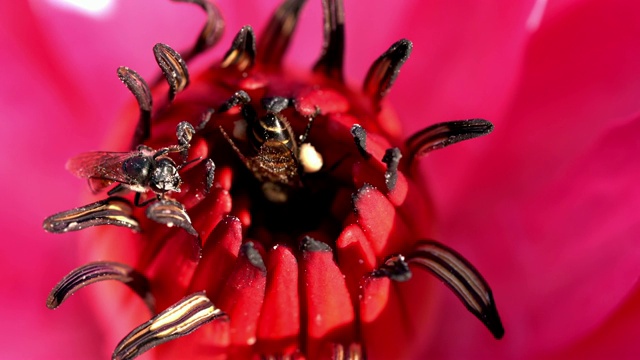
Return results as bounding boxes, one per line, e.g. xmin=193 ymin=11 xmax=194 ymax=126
xmin=66 ymin=151 xmax=134 ymax=184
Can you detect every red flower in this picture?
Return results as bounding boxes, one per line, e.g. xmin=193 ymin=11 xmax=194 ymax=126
xmin=3 ymin=0 xmax=640 ymax=359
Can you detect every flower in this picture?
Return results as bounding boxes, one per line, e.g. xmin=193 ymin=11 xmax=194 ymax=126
xmin=3 ymin=0 xmax=640 ymax=359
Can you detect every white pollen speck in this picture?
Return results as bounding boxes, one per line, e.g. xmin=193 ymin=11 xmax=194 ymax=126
xmin=299 ymin=143 xmax=323 ymax=173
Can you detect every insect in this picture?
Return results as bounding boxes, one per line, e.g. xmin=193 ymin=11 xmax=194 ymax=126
xmin=44 ymin=121 xmax=213 ymax=245
xmin=207 ymin=90 xmax=323 ymax=203
xmin=66 ymin=121 xmax=199 ymax=206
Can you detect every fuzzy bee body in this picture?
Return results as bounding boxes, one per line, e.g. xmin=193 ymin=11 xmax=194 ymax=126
xmin=216 ymin=91 xmax=322 ymax=202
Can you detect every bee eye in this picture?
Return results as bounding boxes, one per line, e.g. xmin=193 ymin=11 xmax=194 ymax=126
xmin=122 ymin=156 xmax=151 ymax=182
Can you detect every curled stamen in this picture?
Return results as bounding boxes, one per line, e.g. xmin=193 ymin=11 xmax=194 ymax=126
xmin=406 ymin=240 xmax=504 ymax=339
xmin=172 ymin=0 xmax=225 ymax=60
xmin=112 ymin=292 xmax=228 ymax=360
xmin=221 ymin=26 xmax=257 ymax=72
xmin=47 ymin=261 xmax=155 ymax=313
xmin=372 ymin=254 xmax=411 ymax=282
xmin=117 ymin=67 xmax=152 ymax=148
xmin=257 ymin=0 xmax=308 ymax=67
xmin=405 ymin=119 xmax=494 ymax=163
xmin=145 ymin=199 xmax=199 ymax=237
xmin=382 ymin=147 xmax=402 ymax=192
xmin=43 ymin=197 xmax=140 ymax=233
xmin=362 ymin=39 xmax=412 ymax=108
xmin=313 ymin=0 xmax=345 ymax=81
xmin=331 ymin=343 xmax=363 ymax=360
xmin=153 ymin=43 xmax=190 ymax=102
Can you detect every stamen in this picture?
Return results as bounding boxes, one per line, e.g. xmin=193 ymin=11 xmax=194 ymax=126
xmin=117 ymin=66 xmax=152 ymax=148
xmin=381 ymin=147 xmax=402 ymax=192
xmin=153 ymin=43 xmax=190 ymax=102
xmin=406 ymin=240 xmax=504 ymax=339
xmin=362 ymin=39 xmax=412 ymax=109
xmin=145 ymin=199 xmax=199 ymax=237
xmin=43 ymin=197 xmax=140 ymax=233
xmin=313 ymin=0 xmax=345 ymax=81
xmin=350 ymin=124 xmax=370 ymax=159
xmin=204 ymin=158 xmax=215 ymax=194
xmin=47 ymin=261 xmax=155 ymax=314
xmin=372 ymin=254 xmax=412 ymax=282
xmin=257 ymin=0 xmax=308 ymax=67
xmin=176 ymin=121 xmax=196 ymax=148
xmin=172 ymin=0 xmax=225 ymax=60
xmin=331 ymin=343 xmax=363 ymax=360
xmin=112 ymin=292 xmax=228 ymax=360
xmin=221 ymin=26 xmax=257 ymax=72
xmin=405 ymin=119 xmax=494 ymax=163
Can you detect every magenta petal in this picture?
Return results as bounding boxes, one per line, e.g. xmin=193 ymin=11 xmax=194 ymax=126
xmin=431 ymin=111 xmax=640 ymax=358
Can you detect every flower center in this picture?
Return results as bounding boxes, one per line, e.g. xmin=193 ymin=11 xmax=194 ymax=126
xmin=43 ymin=1 xmax=504 ymax=359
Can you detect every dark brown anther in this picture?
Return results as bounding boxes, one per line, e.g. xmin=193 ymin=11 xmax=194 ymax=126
xmin=382 ymin=147 xmax=402 ymax=192
xmin=112 ymin=292 xmax=228 ymax=360
xmin=153 ymin=43 xmax=190 ymax=102
xmin=176 ymin=121 xmax=195 ymax=148
xmin=362 ymin=39 xmax=412 ymax=109
xmin=172 ymin=0 xmax=225 ymax=60
xmin=257 ymin=0 xmax=308 ymax=68
xmin=221 ymin=26 xmax=257 ymax=72
xmin=313 ymin=0 xmax=345 ymax=81
xmin=117 ymin=67 xmax=152 ymax=148
xmin=241 ymin=241 xmax=267 ymax=272
xmin=407 ymin=240 xmax=504 ymax=339
xmin=145 ymin=199 xmax=198 ymax=237
xmin=372 ymin=254 xmax=412 ymax=282
xmin=350 ymin=124 xmax=371 ymax=159
xmin=47 ymin=261 xmax=155 ymax=314
xmin=300 ymin=235 xmax=332 ymax=253
xmin=405 ymin=119 xmax=494 ymax=164
xmin=43 ymin=197 xmax=140 ymax=233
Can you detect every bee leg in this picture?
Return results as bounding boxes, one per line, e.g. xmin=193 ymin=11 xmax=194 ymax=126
xmin=298 ymin=106 xmax=320 ymax=144
xmin=218 ymin=126 xmax=250 ymax=165
xmin=107 ymin=183 xmax=128 ymax=196
xmin=134 ymin=192 xmax=157 ymax=207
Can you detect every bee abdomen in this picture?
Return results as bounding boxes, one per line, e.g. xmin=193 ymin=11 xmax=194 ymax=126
xmin=249 ymin=113 xmax=296 ymax=152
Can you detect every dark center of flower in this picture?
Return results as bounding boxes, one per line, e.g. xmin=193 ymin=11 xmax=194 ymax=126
xmin=43 ymin=1 xmax=504 ymax=359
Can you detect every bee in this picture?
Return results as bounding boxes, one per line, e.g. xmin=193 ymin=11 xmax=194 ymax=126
xmin=66 ymin=121 xmax=199 ymax=206
xmin=211 ymin=90 xmax=323 ymax=202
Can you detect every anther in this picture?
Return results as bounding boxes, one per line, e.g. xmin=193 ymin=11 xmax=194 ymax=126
xmin=363 ymin=39 xmax=413 ymax=109
xmin=47 ymin=261 xmax=155 ymax=314
xmin=112 ymin=292 xmax=228 ymax=360
xmin=43 ymin=197 xmax=140 ymax=233
xmin=313 ymin=0 xmax=345 ymax=81
xmin=257 ymin=0 xmax=308 ymax=67
xmin=406 ymin=240 xmax=504 ymax=339
xmin=172 ymin=0 xmax=225 ymax=60
xmin=405 ymin=119 xmax=494 ymax=164
xmin=117 ymin=66 xmax=152 ymax=148
xmin=221 ymin=26 xmax=257 ymax=72
xmin=145 ymin=199 xmax=199 ymax=237
xmin=153 ymin=43 xmax=190 ymax=102
xmin=382 ymin=147 xmax=402 ymax=192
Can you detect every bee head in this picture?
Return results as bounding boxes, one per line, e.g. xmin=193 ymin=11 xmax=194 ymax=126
xmin=150 ymin=157 xmax=181 ymax=193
